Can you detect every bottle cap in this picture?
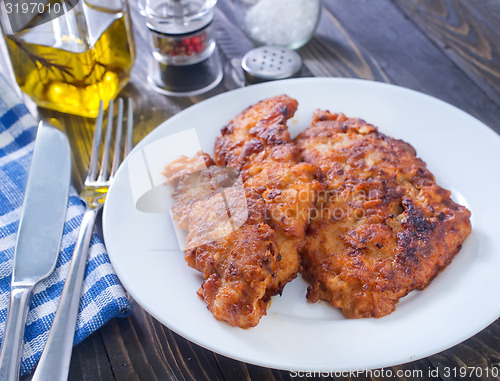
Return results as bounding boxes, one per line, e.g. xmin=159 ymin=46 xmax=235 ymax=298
xmin=241 ymin=46 xmax=302 ymax=84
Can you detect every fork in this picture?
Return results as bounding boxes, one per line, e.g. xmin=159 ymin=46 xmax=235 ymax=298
xmin=31 ymin=98 xmax=133 ymax=381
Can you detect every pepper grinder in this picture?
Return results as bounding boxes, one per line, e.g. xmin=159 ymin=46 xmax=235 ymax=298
xmin=139 ymin=0 xmax=223 ymax=96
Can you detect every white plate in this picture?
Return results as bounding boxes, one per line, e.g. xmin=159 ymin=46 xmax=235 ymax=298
xmin=103 ymin=78 xmax=500 ymax=372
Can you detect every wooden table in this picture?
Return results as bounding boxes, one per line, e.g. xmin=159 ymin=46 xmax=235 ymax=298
xmin=2 ymin=0 xmax=499 ymax=380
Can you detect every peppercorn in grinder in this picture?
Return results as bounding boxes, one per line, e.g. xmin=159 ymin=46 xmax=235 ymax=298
xmin=139 ymin=0 xmax=223 ymax=96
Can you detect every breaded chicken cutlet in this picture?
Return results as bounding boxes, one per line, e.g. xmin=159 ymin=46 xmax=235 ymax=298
xmin=295 ymin=110 xmax=472 ymax=318
xmin=164 ymin=95 xmax=471 ymax=326
xmin=186 ymin=187 xmax=281 ymax=328
xmin=214 ymin=95 xmax=324 ymax=293
xmin=164 ymin=153 xmax=281 ymax=328
xmin=165 ymin=93 xmax=325 ymax=327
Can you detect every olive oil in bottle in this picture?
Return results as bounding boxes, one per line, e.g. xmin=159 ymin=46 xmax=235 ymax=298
xmin=3 ymin=2 xmax=135 ymax=118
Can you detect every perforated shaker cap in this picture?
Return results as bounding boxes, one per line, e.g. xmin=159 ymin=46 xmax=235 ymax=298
xmin=241 ymin=46 xmax=302 ymax=84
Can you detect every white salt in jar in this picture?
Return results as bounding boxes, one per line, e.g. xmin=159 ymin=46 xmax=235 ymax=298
xmin=236 ymin=0 xmax=322 ymax=49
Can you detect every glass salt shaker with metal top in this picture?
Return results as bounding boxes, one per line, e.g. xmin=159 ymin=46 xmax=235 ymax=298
xmin=235 ymin=0 xmax=322 ymax=49
xmin=138 ymin=0 xmax=223 ymax=96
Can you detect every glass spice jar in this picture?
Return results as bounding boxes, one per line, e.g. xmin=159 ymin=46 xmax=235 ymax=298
xmin=235 ymin=0 xmax=322 ymax=50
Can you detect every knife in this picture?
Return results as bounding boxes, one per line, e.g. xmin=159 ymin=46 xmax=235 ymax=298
xmin=0 ymin=121 xmax=71 ymax=381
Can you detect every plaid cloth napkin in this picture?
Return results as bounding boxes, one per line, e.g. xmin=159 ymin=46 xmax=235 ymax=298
xmin=0 ymin=74 xmax=130 ymax=376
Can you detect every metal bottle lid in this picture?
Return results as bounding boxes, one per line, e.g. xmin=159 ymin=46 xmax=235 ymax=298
xmin=241 ymin=46 xmax=302 ymax=84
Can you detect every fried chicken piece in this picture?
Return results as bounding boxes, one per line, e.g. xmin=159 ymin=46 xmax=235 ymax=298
xmin=185 ymin=188 xmax=280 ymax=328
xmin=214 ymin=95 xmax=323 ymax=292
xmin=165 ymin=155 xmax=280 ymax=328
xmin=295 ymin=110 xmax=471 ymax=318
xmin=163 ymin=151 xmax=215 ymax=183
xmin=164 ymin=152 xmax=239 ymax=230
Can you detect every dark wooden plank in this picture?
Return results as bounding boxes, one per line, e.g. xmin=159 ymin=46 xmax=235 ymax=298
xmin=215 ymin=354 xmax=286 ymax=381
xmin=300 ymin=11 xmax=391 ymax=82
xmin=99 ymin=300 xmax=225 ymax=381
xmin=391 ymin=360 xmax=442 ymax=381
xmin=428 ymin=319 xmax=500 ymax=381
xmin=314 ymin=0 xmax=500 ymax=132
xmin=67 ymin=332 xmax=116 ymax=381
xmin=327 ymin=4 xmax=500 ymax=378
xmin=21 ymin=331 xmax=115 ymax=381
xmin=217 ymin=0 xmax=390 ymax=82
xmin=392 ymin=0 xmax=500 ymax=105
xmin=213 ymin=358 xmax=444 ymax=381
xmin=22 ymin=332 xmax=116 ymax=381
xmin=213 ymin=351 xmax=442 ymax=381
xmin=89 ymin=2 xmax=500 ymax=380
xmin=5 ymin=1 xmax=500 ymax=380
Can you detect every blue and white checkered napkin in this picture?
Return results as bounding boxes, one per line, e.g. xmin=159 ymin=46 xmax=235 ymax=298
xmin=0 ymin=74 xmax=131 ymax=375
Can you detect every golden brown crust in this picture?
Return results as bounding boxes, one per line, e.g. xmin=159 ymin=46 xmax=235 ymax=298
xmin=295 ymin=110 xmax=472 ymax=318
xmin=162 ymin=151 xmax=215 ymax=183
xmin=165 ymin=153 xmax=281 ymax=328
xmin=171 ymin=95 xmax=323 ymax=327
xmin=164 ymin=152 xmax=238 ymax=232
xmin=164 ymin=98 xmax=471 ymax=326
xmin=214 ymin=95 xmax=298 ymax=172
xmin=185 ymin=188 xmax=280 ymax=328
xmin=215 ymin=95 xmax=324 ymax=292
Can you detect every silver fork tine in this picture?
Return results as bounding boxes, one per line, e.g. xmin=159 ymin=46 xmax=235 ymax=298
xmin=125 ymin=98 xmax=133 ymax=157
xmin=98 ymin=100 xmax=114 ymax=182
xmin=110 ymin=98 xmax=124 ymax=178
xmin=87 ymin=101 xmax=104 ymax=183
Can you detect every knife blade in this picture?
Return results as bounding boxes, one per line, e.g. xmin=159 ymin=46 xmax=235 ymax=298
xmin=0 ymin=121 xmax=71 ymax=381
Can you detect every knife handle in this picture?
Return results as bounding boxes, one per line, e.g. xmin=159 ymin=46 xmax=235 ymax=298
xmin=0 ymin=284 xmax=34 ymax=381
xmin=32 ymin=207 xmax=98 ymax=381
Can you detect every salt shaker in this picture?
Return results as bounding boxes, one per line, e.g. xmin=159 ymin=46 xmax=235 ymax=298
xmin=139 ymin=0 xmax=223 ymax=96
xmin=235 ymin=0 xmax=322 ymax=49
xmin=241 ymin=46 xmax=303 ymax=84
